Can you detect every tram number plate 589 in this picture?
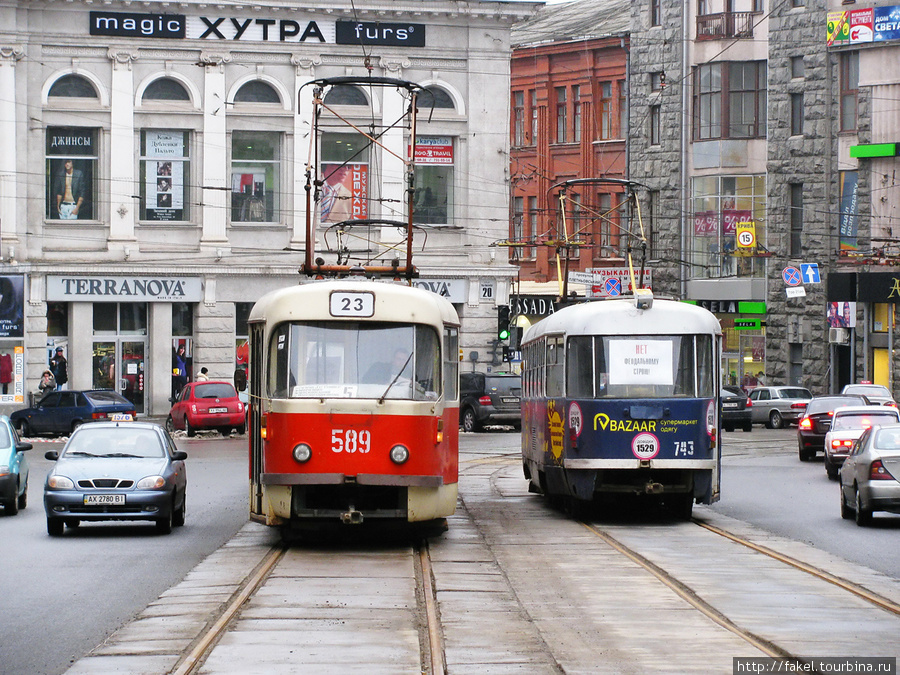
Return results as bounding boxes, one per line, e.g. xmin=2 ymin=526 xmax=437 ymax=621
xmin=331 ymin=428 xmax=371 ymax=453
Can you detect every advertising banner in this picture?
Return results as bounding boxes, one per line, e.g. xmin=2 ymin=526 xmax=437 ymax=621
xmin=145 ymin=131 xmax=184 ymax=221
xmin=322 ymin=164 xmax=368 ymax=223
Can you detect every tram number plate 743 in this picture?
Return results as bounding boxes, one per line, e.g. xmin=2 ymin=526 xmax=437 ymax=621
xmin=674 ymin=441 xmax=695 ymax=457
xmin=331 ymin=428 xmax=372 ymax=454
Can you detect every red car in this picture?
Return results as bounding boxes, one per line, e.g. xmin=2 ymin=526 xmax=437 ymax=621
xmin=166 ymin=381 xmax=245 ymax=437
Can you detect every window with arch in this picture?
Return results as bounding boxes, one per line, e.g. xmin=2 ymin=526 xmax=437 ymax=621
xmin=142 ymin=78 xmax=190 ymax=102
xmin=323 ymin=85 xmax=367 ymax=106
xmin=235 ymin=80 xmax=281 ymax=104
xmin=49 ymin=75 xmax=98 ymax=99
xmin=422 ymin=86 xmax=455 ymax=110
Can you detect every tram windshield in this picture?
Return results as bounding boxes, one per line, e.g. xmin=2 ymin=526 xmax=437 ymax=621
xmin=566 ymin=334 xmax=715 ymax=399
xmin=267 ymin=321 xmax=441 ymax=400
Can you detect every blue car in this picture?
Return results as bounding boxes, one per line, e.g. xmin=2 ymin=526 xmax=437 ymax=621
xmin=11 ymin=389 xmax=136 ymax=438
xmin=0 ymin=415 xmax=33 ymax=515
xmin=44 ymin=421 xmax=187 ymax=535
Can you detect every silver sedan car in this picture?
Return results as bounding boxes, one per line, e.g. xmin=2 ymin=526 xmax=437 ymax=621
xmin=840 ymin=424 xmax=900 ymax=526
xmin=747 ymin=386 xmax=813 ymax=429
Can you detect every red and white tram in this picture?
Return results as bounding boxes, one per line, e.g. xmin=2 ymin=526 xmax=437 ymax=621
xmin=248 ymin=279 xmax=460 ymax=534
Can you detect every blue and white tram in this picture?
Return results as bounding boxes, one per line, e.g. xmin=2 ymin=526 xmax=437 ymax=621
xmin=521 ymin=291 xmax=722 ymax=518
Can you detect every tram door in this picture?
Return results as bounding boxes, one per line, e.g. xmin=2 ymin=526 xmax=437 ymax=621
xmin=92 ymin=340 xmax=146 ymax=414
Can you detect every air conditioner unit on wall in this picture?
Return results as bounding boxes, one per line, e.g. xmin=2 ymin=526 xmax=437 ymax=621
xmin=828 ymin=327 xmax=849 ymax=344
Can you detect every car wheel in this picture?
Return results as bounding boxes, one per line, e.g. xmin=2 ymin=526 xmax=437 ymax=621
xmin=16 ymin=481 xmax=26 ymax=510
xmin=461 ymin=407 xmax=479 ymax=433
xmin=219 ymin=427 xmax=231 ymax=437
xmin=47 ymin=517 xmax=64 ymax=536
xmin=156 ymin=509 xmax=173 ymax=534
xmin=742 ymin=421 xmax=753 ymax=432
xmin=14 ymin=419 xmax=31 ymax=437
xmin=840 ymin=485 xmax=853 ymax=520
xmin=5 ymin=487 xmax=19 ymax=516
xmin=165 ymin=415 xmax=176 ymax=433
xmin=825 ymin=456 xmax=839 ymax=481
xmin=768 ymin=410 xmax=784 ymax=429
xmin=798 ymin=446 xmax=814 ymax=462
xmin=854 ymin=487 xmax=873 ymax=526
xmin=723 ymin=424 xmax=734 ymax=432
xmin=236 ymin=423 xmax=246 ymax=435
xmin=184 ymin=417 xmax=196 ymax=438
xmin=70 ymin=419 xmax=82 ymax=434
xmin=173 ymin=491 xmax=186 ymax=527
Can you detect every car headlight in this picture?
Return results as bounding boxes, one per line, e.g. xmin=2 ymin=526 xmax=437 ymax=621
xmin=136 ymin=475 xmax=166 ymax=490
xmin=0 ymin=465 xmax=9 ymax=476
xmin=47 ymin=475 xmax=75 ymax=489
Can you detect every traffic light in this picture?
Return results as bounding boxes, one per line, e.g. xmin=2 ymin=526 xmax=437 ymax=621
xmin=497 ymin=306 xmax=510 ymax=341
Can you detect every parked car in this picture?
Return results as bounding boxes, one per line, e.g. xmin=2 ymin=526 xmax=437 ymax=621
xmin=0 ymin=415 xmax=32 ymax=515
xmin=459 ymin=372 xmax=522 ymax=432
xmin=10 ymin=390 xmax=135 ymax=438
xmin=840 ymin=383 xmax=898 ymax=407
xmin=823 ymin=405 xmax=900 ymax=480
xmin=797 ymin=394 xmax=869 ymax=461
xmin=839 ymin=423 xmax=900 ymax=526
xmin=747 ymin=386 xmax=813 ymax=429
xmin=166 ymin=381 xmax=245 ymax=437
xmin=43 ymin=421 xmax=187 ymax=535
xmin=721 ymin=386 xmax=752 ymax=432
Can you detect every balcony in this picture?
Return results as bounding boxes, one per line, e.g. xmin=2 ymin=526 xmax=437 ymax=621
xmin=696 ymin=12 xmax=755 ymax=40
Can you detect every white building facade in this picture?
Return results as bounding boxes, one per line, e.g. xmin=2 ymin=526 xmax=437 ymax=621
xmin=0 ymin=0 xmax=533 ymax=417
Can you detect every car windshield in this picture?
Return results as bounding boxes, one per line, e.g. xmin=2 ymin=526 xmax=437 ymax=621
xmin=194 ymin=383 xmax=237 ymax=399
xmin=777 ymin=388 xmax=812 ymax=399
xmin=62 ymin=428 xmax=165 ymax=458
xmin=0 ymin=424 xmax=10 ymax=447
xmin=85 ymin=391 xmax=130 ymax=405
xmin=806 ymin=397 xmax=865 ymax=415
xmin=832 ymin=411 xmax=899 ymax=431
xmin=845 ymin=385 xmax=891 ymax=398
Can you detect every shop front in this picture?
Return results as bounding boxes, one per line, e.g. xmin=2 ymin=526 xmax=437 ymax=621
xmin=695 ymin=300 xmax=767 ymax=391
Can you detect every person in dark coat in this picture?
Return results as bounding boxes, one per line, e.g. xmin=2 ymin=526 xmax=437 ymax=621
xmin=50 ymin=347 xmax=68 ymax=390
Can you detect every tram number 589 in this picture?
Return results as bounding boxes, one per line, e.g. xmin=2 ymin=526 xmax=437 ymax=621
xmin=331 ymin=428 xmax=372 ymax=453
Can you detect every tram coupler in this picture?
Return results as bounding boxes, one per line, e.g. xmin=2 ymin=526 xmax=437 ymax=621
xmin=644 ymin=482 xmax=665 ymax=495
xmin=340 ymin=509 xmax=364 ymax=525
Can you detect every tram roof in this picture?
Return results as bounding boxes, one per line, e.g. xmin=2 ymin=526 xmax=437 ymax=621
xmin=249 ymin=278 xmax=460 ymax=327
xmin=523 ymin=297 xmax=722 ymax=341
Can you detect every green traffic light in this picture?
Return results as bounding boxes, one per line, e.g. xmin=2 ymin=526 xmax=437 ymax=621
xmin=499 ymin=328 xmax=510 ymax=340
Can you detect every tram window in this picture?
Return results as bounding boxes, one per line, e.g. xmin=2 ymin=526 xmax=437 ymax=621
xmin=443 ymin=327 xmax=458 ymax=400
xmin=546 ymin=336 xmax=564 ymax=397
xmin=696 ymin=334 xmax=714 ymax=397
xmin=567 ymin=336 xmax=594 ymax=398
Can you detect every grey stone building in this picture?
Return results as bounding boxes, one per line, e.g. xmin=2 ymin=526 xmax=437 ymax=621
xmin=0 ymin=0 xmax=536 ymax=418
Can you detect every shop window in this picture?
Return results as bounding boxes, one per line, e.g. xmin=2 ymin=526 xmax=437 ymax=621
xmin=231 ymin=131 xmax=281 ymax=223
xmin=413 ymin=136 xmax=453 ymax=226
xmin=47 ymin=302 xmax=68 ymax=337
xmin=93 ymin=303 xmax=147 ymax=335
xmin=324 ymin=85 xmax=367 ymax=106
xmin=142 ymin=78 xmax=189 ymax=102
xmin=140 ymin=130 xmax=190 ymax=222
xmin=48 ymin=75 xmax=98 ymax=99
xmin=172 ymin=303 xmax=193 ymax=337
xmin=321 ymin=133 xmax=370 ymax=223
xmin=234 ymin=80 xmax=280 ymax=104
xmin=45 ymin=127 xmax=98 ymax=221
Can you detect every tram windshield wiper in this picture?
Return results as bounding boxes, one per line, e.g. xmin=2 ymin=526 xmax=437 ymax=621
xmin=378 ymin=352 xmax=414 ymax=404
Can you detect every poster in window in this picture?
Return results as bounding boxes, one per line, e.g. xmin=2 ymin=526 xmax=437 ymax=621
xmin=46 ymin=128 xmax=96 ymax=220
xmin=232 ymin=173 xmax=267 ymax=221
xmin=321 ymin=164 xmax=368 ymax=223
xmin=145 ymin=131 xmax=185 ymax=221
xmin=0 ymin=275 xmax=25 ymax=338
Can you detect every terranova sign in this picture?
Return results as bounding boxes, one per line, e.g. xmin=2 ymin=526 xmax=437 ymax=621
xmin=47 ymin=276 xmax=202 ymax=302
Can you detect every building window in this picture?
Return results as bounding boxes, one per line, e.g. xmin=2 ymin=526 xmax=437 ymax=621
xmin=512 ymin=196 xmax=524 ymax=262
xmin=840 ymin=51 xmax=859 ymax=132
xmin=48 ymin=303 xmax=68 ymax=337
xmin=321 ymin=133 xmax=369 ymax=224
xmin=790 ymin=94 xmax=804 ymax=136
xmin=649 ymin=105 xmax=661 ymax=145
xmin=234 ymin=80 xmax=280 ymax=104
xmin=414 ymin=136 xmax=453 ymax=226
xmin=650 ymin=0 xmax=661 ymax=26
xmin=324 ymin=85 xmax=367 ymax=106
xmin=599 ymin=82 xmax=612 ymax=140
xmin=530 ymin=90 xmax=538 ymax=145
xmin=140 ymin=130 xmax=190 ymax=222
xmin=513 ymin=91 xmax=525 ymax=147
xmin=173 ymin=302 xmax=193 ymax=337
xmin=555 ymin=87 xmax=567 ymax=143
xmin=143 ymin=78 xmax=189 ymax=102
xmin=573 ymin=85 xmax=582 ymax=143
xmin=423 ymin=86 xmax=456 ymax=110
xmin=526 ymin=196 xmax=538 ymax=260
xmin=231 ymin=131 xmax=280 ymax=223
xmin=693 ymin=61 xmax=767 ymax=140
xmin=791 ymin=56 xmax=805 ymax=79
xmin=618 ymin=80 xmax=628 ymax=139
xmin=790 ymin=183 xmax=803 ymax=256
xmin=46 ymin=127 xmax=98 ymax=221
xmin=48 ymin=75 xmax=98 ymax=99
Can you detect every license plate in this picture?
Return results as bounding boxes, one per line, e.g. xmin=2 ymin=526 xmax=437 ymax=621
xmin=110 ymin=413 xmax=133 ymax=421
xmin=209 ymin=407 xmax=227 ymax=413
xmin=84 ymin=494 xmax=125 ymax=506
xmin=501 ymin=397 xmax=520 ymax=404
xmin=723 ymin=402 xmax=739 ymax=408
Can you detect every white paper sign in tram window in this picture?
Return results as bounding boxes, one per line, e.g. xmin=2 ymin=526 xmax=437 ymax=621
xmin=607 ymin=339 xmax=673 ymax=386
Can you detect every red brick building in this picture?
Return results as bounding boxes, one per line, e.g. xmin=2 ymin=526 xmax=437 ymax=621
xmin=509 ymin=0 xmax=631 ymax=290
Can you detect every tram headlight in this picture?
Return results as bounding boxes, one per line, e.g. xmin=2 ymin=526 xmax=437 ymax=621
xmin=292 ymin=443 xmax=312 ymax=463
xmin=389 ymin=444 xmax=410 ymax=464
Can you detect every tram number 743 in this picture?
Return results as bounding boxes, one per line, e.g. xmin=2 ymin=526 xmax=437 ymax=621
xmin=673 ymin=441 xmax=695 ymax=457
xmin=331 ymin=429 xmax=372 ymax=453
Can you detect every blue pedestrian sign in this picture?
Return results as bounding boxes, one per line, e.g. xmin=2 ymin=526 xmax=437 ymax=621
xmin=800 ymin=263 xmax=820 ymax=284
xmin=782 ymin=267 xmax=802 ymax=287
xmin=604 ymin=277 xmax=622 ymax=297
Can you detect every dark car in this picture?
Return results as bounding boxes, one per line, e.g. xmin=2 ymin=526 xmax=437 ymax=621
xmin=11 ymin=390 xmax=135 ymax=438
xmin=840 ymin=423 xmax=900 ymax=526
xmin=167 ymin=381 xmax=246 ymax=437
xmin=0 ymin=415 xmax=32 ymax=515
xmin=459 ymin=372 xmax=521 ymax=432
xmin=721 ymin=386 xmax=752 ymax=432
xmin=43 ymin=421 xmax=187 ymax=535
xmin=797 ymin=394 xmax=868 ymax=461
